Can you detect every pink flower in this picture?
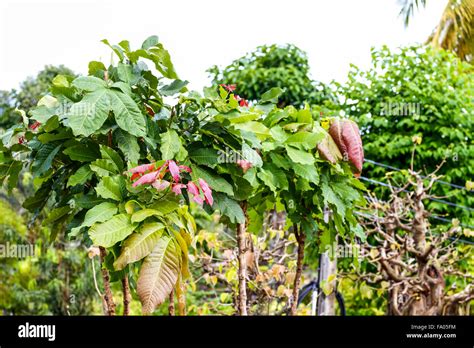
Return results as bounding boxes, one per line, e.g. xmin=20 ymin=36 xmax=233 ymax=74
xmin=168 ymin=160 xmax=181 ymax=182
xmin=172 ymin=183 xmax=186 ymax=195
xmin=236 ymin=159 xmax=252 ymax=173
xmin=152 ymin=179 xmax=170 ymax=191
xmin=129 ymin=163 xmax=154 ymax=174
xmin=132 ymin=171 xmax=158 ymax=187
xmin=198 ymin=178 xmax=213 ymax=206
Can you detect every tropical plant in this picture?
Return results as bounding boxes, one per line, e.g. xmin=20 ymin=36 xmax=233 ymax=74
xmin=399 ymin=0 xmax=474 ymax=62
xmin=334 ymin=45 xmax=474 ymax=226
xmin=208 ymin=44 xmax=335 ymax=108
xmin=1 ymin=36 xmax=366 ymax=316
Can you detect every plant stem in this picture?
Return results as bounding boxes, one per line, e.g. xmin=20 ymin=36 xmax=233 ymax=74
xmin=290 ymin=225 xmax=305 ymax=316
xmin=122 ymin=276 xmax=131 ymax=316
xmin=99 ymin=246 xmax=116 ymax=316
xmin=237 ymin=201 xmax=248 ymax=316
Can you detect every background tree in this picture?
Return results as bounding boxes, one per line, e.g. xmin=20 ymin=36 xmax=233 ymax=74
xmin=0 ymin=65 xmax=75 ymax=132
xmin=334 ymin=45 xmax=474 ymax=226
xmin=399 ymin=0 xmax=474 ymax=62
xmin=208 ymin=44 xmax=335 ymax=108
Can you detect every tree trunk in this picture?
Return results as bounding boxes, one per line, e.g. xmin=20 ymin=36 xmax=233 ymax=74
xmin=99 ymin=247 xmax=116 ymax=316
xmin=290 ymin=225 xmax=305 ymax=316
xmin=122 ymin=276 xmax=131 ymax=316
xmin=237 ymin=201 xmax=249 ymax=315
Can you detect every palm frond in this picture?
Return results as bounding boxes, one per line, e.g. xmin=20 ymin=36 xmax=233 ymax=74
xmin=398 ymin=0 xmax=427 ymax=27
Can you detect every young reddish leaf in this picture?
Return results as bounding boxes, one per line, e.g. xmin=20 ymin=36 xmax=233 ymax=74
xmin=132 ymin=171 xmax=158 ymax=187
xmin=198 ymin=178 xmax=213 ymax=206
xmin=171 ymin=183 xmax=186 ymax=195
xmin=329 ymin=119 xmax=364 ymax=175
xmin=168 ymin=160 xmax=180 ymax=182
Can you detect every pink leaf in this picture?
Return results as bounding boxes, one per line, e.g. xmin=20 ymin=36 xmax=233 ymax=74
xmin=187 ymin=182 xmax=200 ymax=196
xmin=236 ymin=159 xmax=252 ymax=173
xmin=152 ymin=180 xmax=170 ymax=191
xmin=132 ymin=171 xmax=158 ymax=187
xmin=329 ymin=119 xmax=364 ymax=175
xmin=179 ymin=165 xmax=192 ymax=173
xmin=168 ymin=160 xmax=181 ymax=182
xmin=171 ymin=183 xmax=186 ymax=195
xmin=198 ymin=178 xmax=213 ymax=206
xmin=129 ymin=163 xmax=154 ymax=174
xmin=193 ymin=195 xmax=204 ymax=205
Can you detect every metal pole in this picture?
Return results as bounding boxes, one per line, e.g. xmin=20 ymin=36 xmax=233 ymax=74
xmin=317 ymin=206 xmax=337 ymax=315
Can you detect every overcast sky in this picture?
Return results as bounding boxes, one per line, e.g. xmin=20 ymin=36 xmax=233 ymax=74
xmin=0 ymin=0 xmax=447 ymax=92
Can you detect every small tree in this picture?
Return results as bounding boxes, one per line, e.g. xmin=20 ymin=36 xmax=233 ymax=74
xmin=336 ymin=45 xmax=474 ymax=226
xmin=357 ymin=166 xmax=474 ymax=315
xmin=208 ymin=44 xmax=334 ymax=108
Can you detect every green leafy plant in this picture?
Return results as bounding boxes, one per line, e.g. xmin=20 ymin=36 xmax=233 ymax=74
xmin=208 ymin=44 xmax=335 ymax=108
xmin=1 ymin=36 xmax=367 ymax=315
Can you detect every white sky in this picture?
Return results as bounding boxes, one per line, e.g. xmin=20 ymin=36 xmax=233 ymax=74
xmin=0 ymin=0 xmax=447 ymax=92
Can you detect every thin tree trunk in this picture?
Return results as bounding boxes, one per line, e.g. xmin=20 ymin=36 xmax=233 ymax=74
xmin=122 ymin=276 xmax=131 ymax=316
xmin=237 ymin=201 xmax=248 ymax=315
xmin=168 ymin=290 xmax=175 ymax=316
xmin=290 ymin=225 xmax=305 ymax=316
xmin=99 ymin=247 xmax=116 ymax=316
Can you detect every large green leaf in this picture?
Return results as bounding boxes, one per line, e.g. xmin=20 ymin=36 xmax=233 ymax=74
xmin=82 ymin=202 xmax=118 ymax=227
xmin=63 ymin=143 xmax=100 ymax=162
xmin=115 ymin=129 xmax=140 ymax=164
xmin=285 ymin=146 xmax=314 ymax=165
xmin=0 ymin=159 xmax=22 ymax=190
xmin=189 ymin=147 xmax=219 ymax=168
xmin=32 ymin=144 xmax=62 ymax=176
xmin=260 ymin=87 xmax=284 ymax=103
xmin=191 ymin=165 xmax=233 ymax=196
xmin=114 ymin=222 xmax=164 ymax=270
xmin=43 ymin=206 xmax=71 ymax=225
xmin=293 ymin=163 xmax=319 ymax=184
xmin=109 ymin=89 xmax=146 ymax=137
xmin=72 ymin=76 xmax=107 ymax=92
xmin=95 ymin=176 xmax=124 ymax=201
xmin=160 ymin=129 xmax=181 ymax=160
xmin=67 ymin=165 xmax=93 ymax=187
xmin=285 ymin=131 xmax=324 ymax=150
xmin=68 ymin=88 xmax=111 ymax=137
xmin=213 ymin=193 xmax=245 ymax=224
xmin=99 ymin=145 xmax=124 ymax=172
xmin=131 ymin=209 xmax=163 ymax=223
xmin=137 ymin=236 xmax=180 ymax=314
xmin=90 ymin=159 xmax=119 ymax=177
xmin=233 ymin=121 xmax=270 ymax=139
xmin=149 ymin=194 xmax=180 ymax=215
xmin=257 ymin=164 xmax=289 ymax=193
xmin=88 ymin=214 xmax=136 ymax=248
